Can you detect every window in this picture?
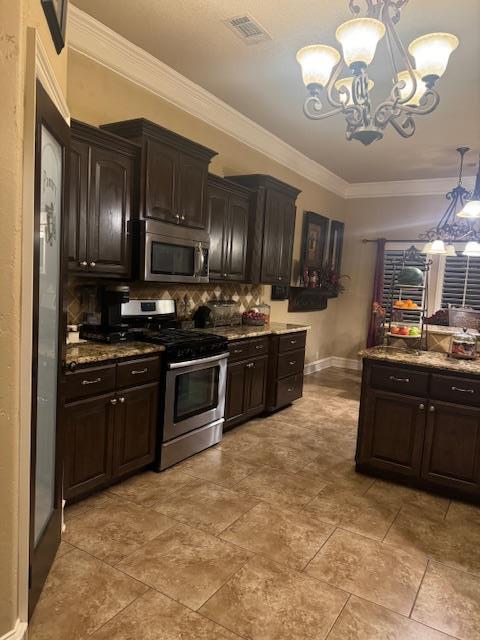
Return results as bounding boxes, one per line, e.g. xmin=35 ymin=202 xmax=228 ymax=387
xmin=382 ymin=248 xmax=425 ymax=320
xmin=441 ymin=255 xmax=480 ymax=310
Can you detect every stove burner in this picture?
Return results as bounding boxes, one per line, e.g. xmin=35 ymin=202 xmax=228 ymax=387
xmin=142 ymin=329 xmax=227 ymax=362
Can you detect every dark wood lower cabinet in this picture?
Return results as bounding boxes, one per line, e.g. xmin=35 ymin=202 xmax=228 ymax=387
xmin=113 ymin=383 xmax=158 ymax=478
xmin=63 ymin=393 xmax=115 ymax=500
xmin=224 ymin=353 xmax=268 ymax=431
xmin=357 ymin=360 xmax=480 ymax=502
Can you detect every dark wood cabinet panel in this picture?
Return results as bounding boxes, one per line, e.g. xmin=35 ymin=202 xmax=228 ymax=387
xmin=144 ymin=139 xmax=178 ymax=223
xmin=101 ymin=119 xmax=217 ymax=230
xmin=225 ymin=360 xmax=248 ymax=429
xmin=266 ymin=332 xmax=306 ymax=412
xmin=208 ymin=185 xmax=229 ymax=280
xmin=227 ymin=196 xmax=249 ymax=281
xmin=261 ymin=189 xmax=288 ymax=283
xmin=358 ymin=389 xmax=426 ymax=477
xmin=69 ymin=120 xmax=138 ymax=279
xmin=245 ymin=356 xmax=268 ymax=415
xmin=422 ymin=401 xmax=480 ymax=493
xmin=113 ymin=383 xmax=158 ymax=478
xmin=224 ymin=350 xmax=268 ymax=431
xmin=63 ymin=394 xmax=115 ymax=500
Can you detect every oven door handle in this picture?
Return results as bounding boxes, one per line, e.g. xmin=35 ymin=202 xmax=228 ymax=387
xmin=168 ymin=352 xmax=229 ymax=370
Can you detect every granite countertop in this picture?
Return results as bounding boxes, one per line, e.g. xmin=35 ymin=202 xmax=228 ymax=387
xmin=196 ymin=322 xmax=310 ymax=341
xmin=426 ymin=324 xmax=479 ymax=336
xmin=65 ymin=341 xmax=165 ymax=367
xmin=360 ymin=346 xmax=480 ymax=375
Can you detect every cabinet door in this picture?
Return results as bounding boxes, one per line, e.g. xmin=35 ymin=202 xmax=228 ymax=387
xmin=278 ymin=199 xmax=296 ymax=283
xmin=144 ymin=139 xmax=178 ymax=223
xmin=177 ymin=154 xmax=208 ymax=229
xmin=88 ymin=146 xmax=132 ymax=277
xmin=245 ymin=356 xmax=268 ymax=416
xmin=224 ymin=361 xmax=248 ymax=429
xmin=63 ymin=394 xmax=115 ymax=500
xmin=261 ymin=189 xmax=293 ymax=284
xmin=357 ymin=389 xmax=426 ymax=478
xmin=113 ymin=383 xmax=158 ymax=478
xmin=422 ymin=401 xmax=480 ymax=494
xmin=227 ymin=195 xmax=249 ymax=281
xmin=67 ymin=139 xmax=89 ymax=272
xmin=208 ymin=186 xmax=229 ymax=280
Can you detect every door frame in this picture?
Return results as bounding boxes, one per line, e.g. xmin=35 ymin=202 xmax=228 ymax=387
xmin=18 ymin=29 xmax=70 ymax=631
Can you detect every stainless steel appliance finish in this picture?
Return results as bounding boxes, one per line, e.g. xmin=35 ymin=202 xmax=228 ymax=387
xmin=121 ymin=298 xmax=176 ymax=319
xmin=159 ymin=419 xmax=224 ymax=470
xmin=163 ymin=351 xmax=228 ymax=442
xmin=139 ymin=220 xmax=210 ymax=283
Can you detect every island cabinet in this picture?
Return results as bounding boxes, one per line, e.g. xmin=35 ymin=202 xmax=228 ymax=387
xmin=68 ymin=120 xmax=139 ymax=278
xmin=266 ymin=331 xmax=306 ymax=412
xmin=207 ymin=175 xmax=251 ymax=281
xmin=224 ymin=337 xmax=269 ymax=431
xmin=356 ymin=359 xmax=480 ymax=501
xmin=101 ymin=119 xmax=217 ymax=230
xmin=226 ymin=174 xmax=301 ymax=285
xmin=61 ymin=355 xmax=161 ymax=502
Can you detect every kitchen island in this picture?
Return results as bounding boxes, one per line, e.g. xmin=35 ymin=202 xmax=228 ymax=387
xmin=356 ymin=346 xmax=480 ymax=503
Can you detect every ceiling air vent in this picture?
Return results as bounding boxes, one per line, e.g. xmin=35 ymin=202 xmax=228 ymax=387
xmin=223 ymin=15 xmax=271 ymax=45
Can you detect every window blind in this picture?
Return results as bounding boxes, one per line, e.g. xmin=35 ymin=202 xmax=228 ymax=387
xmin=382 ymin=249 xmax=425 ymax=321
xmin=441 ymin=255 xmax=480 ymax=310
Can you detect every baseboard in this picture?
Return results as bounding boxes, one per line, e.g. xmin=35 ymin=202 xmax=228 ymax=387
xmin=0 ymin=620 xmax=28 ymax=640
xmin=304 ymin=356 xmax=362 ymax=375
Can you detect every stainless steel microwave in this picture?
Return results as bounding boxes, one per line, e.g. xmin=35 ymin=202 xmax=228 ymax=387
xmin=135 ymin=220 xmax=209 ymax=283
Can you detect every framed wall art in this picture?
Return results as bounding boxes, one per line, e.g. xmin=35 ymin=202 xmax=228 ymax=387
xmin=301 ymin=211 xmax=329 ymax=269
xmin=328 ymin=220 xmax=345 ymax=274
xmin=41 ymin=0 xmax=68 ymax=54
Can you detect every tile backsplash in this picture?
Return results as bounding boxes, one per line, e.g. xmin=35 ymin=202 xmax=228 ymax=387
xmin=66 ymin=278 xmax=265 ymax=325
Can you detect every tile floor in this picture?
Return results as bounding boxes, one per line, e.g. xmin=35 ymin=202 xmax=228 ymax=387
xmin=30 ymin=368 xmax=480 ymax=640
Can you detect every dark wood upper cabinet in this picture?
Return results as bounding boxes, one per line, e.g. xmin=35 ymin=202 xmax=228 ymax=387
xmin=69 ymin=120 xmax=139 ymax=278
xmin=101 ymin=119 xmax=217 ymax=230
xmin=226 ymin=174 xmax=301 ymax=284
xmin=207 ymin=175 xmax=250 ymax=281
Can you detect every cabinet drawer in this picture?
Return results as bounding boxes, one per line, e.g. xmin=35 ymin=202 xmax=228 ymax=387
xmin=277 ymin=349 xmax=305 ymax=379
xmin=64 ymin=364 xmax=116 ymax=402
xmin=249 ymin=337 xmax=269 ymax=358
xmin=116 ymin=356 xmax=161 ymax=389
xmin=370 ymin=364 xmax=428 ymax=397
xmin=278 ymin=331 xmax=306 ymax=354
xmin=276 ymin=373 xmax=303 ymax=406
xmin=430 ymin=374 xmax=480 ymax=407
xmin=228 ymin=340 xmax=251 ymax=362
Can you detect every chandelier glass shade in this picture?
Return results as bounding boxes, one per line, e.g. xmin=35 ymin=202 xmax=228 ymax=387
xmin=420 ymin=148 xmax=480 ymax=257
xmin=296 ymin=0 xmax=458 ymax=145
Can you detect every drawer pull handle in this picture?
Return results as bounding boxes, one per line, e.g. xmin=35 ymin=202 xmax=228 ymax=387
xmin=290 ymin=339 xmax=297 ymax=345
xmin=81 ymin=377 xmax=101 ymax=385
xmin=255 ymin=345 xmax=263 ymax=350
xmin=289 ymin=361 xmax=296 ymax=366
xmin=389 ymin=375 xmax=410 ymax=383
xmin=131 ymin=368 xmax=148 ymax=375
xmin=451 ymin=386 xmax=474 ymax=394
xmin=288 ymin=386 xmax=295 ymax=392
xmin=246 ymin=362 xmax=255 ymax=368
xmin=233 ymin=349 xmax=243 ymax=354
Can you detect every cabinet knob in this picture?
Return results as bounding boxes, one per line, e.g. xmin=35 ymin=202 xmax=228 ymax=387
xmin=79 ymin=260 xmax=88 ymax=267
xmin=89 ymin=261 xmax=96 ymax=267
xmin=223 ymin=273 xmax=228 ymax=278
xmin=181 ymin=214 xmax=186 ymax=221
xmin=418 ymin=403 xmax=425 ymax=411
xmin=429 ymin=405 xmax=435 ymax=413
xmin=289 ymin=361 xmax=296 ymax=366
xmin=246 ymin=362 xmax=255 ymax=368
xmin=175 ymin=214 xmax=180 ymax=221
xmin=110 ymin=398 xmax=118 ymax=405
xmin=278 ymin=276 xmax=282 ymax=281
xmin=119 ymin=396 xmax=125 ymax=403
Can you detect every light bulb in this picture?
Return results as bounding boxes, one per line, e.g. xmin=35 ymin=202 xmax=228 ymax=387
xmin=408 ymin=33 xmax=458 ymax=85
xmin=397 ymin=69 xmax=427 ymax=106
xmin=421 ymin=242 xmax=433 ymax=254
xmin=336 ymin=18 xmax=385 ymax=71
xmin=429 ymin=239 xmax=446 ymax=254
xmin=445 ymin=244 xmax=457 ymax=257
xmin=296 ymin=45 xmax=341 ymax=91
xmin=334 ymin=76 xmax=374 ymax=105
xmin=463 ymin=241 xmax=480 ymax=256
xmin=457 ymin=200 xmax=480 ymax=219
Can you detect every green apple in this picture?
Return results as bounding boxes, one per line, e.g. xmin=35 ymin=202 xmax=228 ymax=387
xmin=409 ymin=327 xmax=421 ymax=336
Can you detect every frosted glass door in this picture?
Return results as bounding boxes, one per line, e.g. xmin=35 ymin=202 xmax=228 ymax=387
xmin=33 ymin=124 xmax=62 ymax=544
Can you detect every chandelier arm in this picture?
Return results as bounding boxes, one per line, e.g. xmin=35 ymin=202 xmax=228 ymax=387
xmin=397 ymin=89 xmax=440 ymax=115
xmin=388 ymin=112 xmax=416 ymax=138
xmin=349 ymin=0 xmax=376 ymax=17
xmin=382 ymin=1 xmax=418 ymax=105
xmin=325 ymin=59 xmax=350 ymax=109
xmin=303 ymin=96 xmax=344 ymax=120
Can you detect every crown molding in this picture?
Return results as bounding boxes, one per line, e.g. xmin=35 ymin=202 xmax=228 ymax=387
xmin=67 ymin=6 xmax=347 ymax=197
xmin=34 ymin=30 xmax=70 ymax=124
xmin=345 ymin=175 xmax=476 ymax=199
xmin=67 ymin=6 xmax=474 ymax=201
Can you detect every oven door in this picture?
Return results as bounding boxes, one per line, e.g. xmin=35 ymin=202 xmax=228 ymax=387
xmin=163 ymin=352 xmax=228 ymax=441
xmin=145 ymin=232 xmax=209 ymax=283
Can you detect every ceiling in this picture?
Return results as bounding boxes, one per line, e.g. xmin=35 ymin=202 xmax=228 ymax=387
xmin=71 ymin=0 xmax=480 ymax=184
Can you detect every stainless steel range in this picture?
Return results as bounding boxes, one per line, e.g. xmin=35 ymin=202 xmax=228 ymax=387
xmin=121 ymin=299 xmax=228 ymax=470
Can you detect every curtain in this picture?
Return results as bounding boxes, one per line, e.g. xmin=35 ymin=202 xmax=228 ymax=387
xmin=367 ymin=238 xmax=386 ymax=347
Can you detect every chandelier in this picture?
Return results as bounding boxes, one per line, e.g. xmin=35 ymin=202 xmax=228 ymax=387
xmin=420 ymin=148 xmax=480 ymax=257
xmin=296 ymin=0 xmax=458 ymax=145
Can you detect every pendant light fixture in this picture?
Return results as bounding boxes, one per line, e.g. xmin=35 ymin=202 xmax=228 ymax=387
xmin=296 ymin=0 xmax=458 ymax=145
xmin=419 ymin=148 xmax=480 ymax=256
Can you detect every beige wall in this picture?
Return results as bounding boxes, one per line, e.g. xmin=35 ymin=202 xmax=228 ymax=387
xmin=67 ymin=50 xmax=346 ymax=364
xmin=335 ymin=194 xmax=446 ymax=359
